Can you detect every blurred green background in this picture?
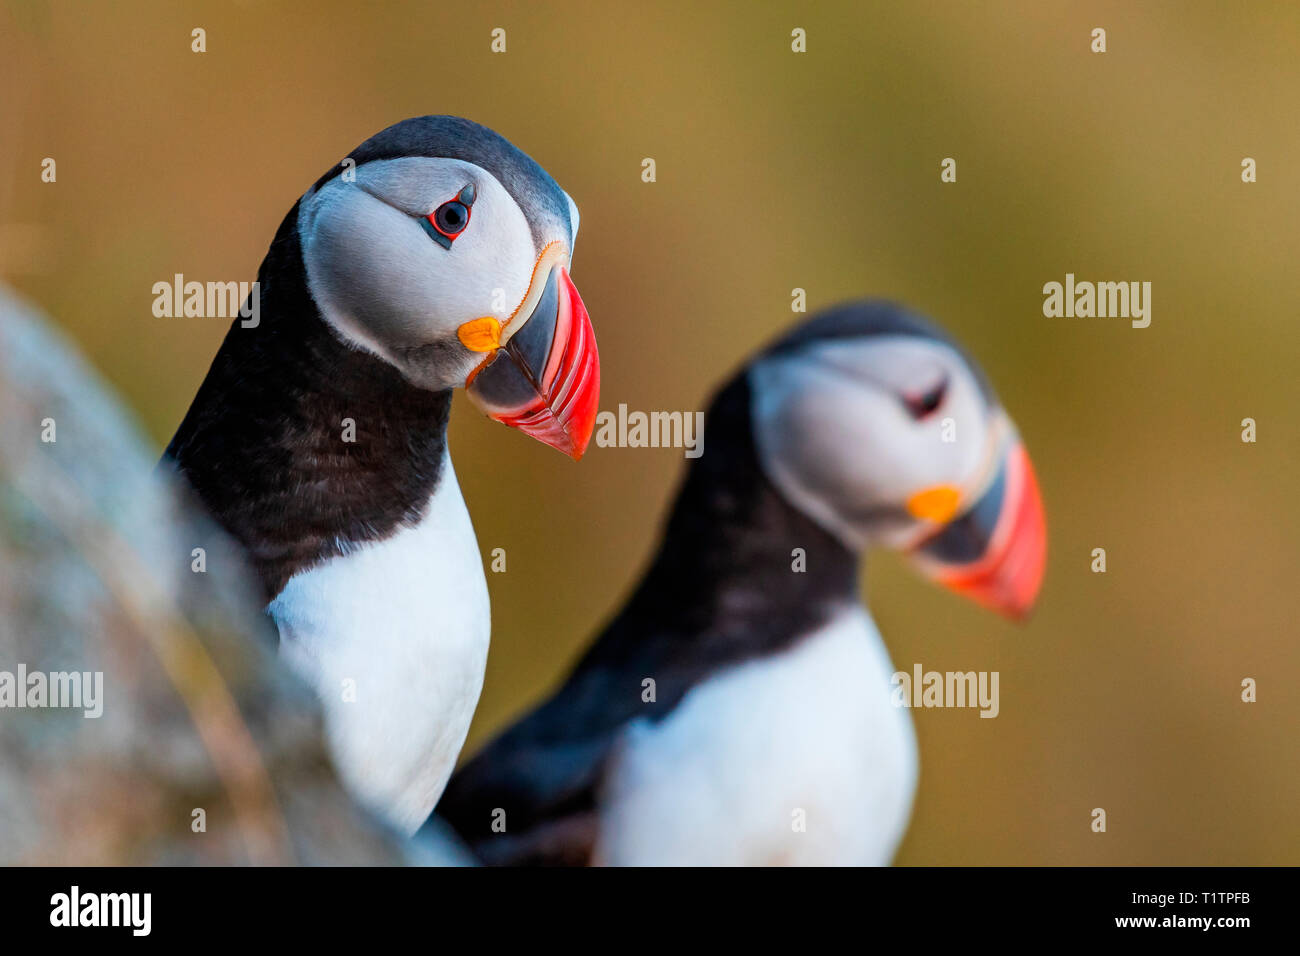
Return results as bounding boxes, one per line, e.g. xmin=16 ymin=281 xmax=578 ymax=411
xmin=3 ymin=0 xmax=1297 ymax=864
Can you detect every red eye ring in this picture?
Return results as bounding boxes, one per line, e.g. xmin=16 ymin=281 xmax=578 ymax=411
xmin=431 ymin=200 xmax=470 ymax=238
xmin=904 ymin=377 xmax=948 ymax=419
xmin=421 ymin=185 xmax=477 ymax=250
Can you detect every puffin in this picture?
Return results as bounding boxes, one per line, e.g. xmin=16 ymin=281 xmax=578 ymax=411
xmin=435 ymin=300 xmax=1046 ymax=865
xmin=163 ymin=116 xmax=599 ymax=835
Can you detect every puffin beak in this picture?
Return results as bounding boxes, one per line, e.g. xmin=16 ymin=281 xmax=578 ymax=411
xmin=908 ymin=439 xmax=1047 ymax=621
xmin=463 ymin=256 xmax=600 ymax=460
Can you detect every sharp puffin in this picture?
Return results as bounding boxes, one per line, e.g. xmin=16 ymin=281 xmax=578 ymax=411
xmin=435 ymin=300 xmax=1045 ymax=865
xmin=163 ymin=116 xmax=599 ymax=834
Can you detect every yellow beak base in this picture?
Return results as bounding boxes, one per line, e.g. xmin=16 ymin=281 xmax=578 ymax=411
xmin=458 ymin=316 xmax=503 ymax=353
xmin=906 ymin=485 xmax=962 ymax=523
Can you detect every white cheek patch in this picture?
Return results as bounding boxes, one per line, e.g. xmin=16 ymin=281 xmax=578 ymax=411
xmin=297 ymin=157 xmax=542 ymax=382
xmin=749 ymin=337 xmax=995 ymax=548
xmin=874 ymin=371 xmax=987 ymax=497
xmin=750 ymin=357 xmax=889 ymax=549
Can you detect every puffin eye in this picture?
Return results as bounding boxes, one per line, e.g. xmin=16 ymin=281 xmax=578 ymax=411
xmin=434 ymin=201 xmax=469 ymax=235
xmin=420 ymin=186 xmax=476 ymax=250
xmin=904 ymin=377 xmax=948 ymax=419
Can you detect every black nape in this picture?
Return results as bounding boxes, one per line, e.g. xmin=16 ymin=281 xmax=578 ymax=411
xmin=578 ymin=372 xmax=860 ymax=681
xmin=436 ymin=372 xmax=861 ymax=857
xmin=163 ymin=203 xmax=451 ymax=602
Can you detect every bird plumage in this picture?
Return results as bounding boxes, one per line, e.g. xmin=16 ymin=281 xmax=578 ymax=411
xmin=164 ymin=203 xmax=452 ymax=602
xmin=163 ymin=116 xmax=597 ymax=833
xmin=437 ymin=301 xmax=1045 ymax=865
xmin=438 ymin=370 xmax=871 ymax=864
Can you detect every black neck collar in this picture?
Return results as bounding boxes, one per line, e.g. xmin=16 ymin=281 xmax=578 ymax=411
xmin=164 ymin=204 xmax=452 ymax=601
xmin=575 ymin=373 xmax=861 ymax=686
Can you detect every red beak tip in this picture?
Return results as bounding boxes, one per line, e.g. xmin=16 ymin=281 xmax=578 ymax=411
xmin=927 ymin=442 xmax=1046 ymax=621
xmin=1003 ymin=601 xmax=1036 ymax=624
xmin=472 ymin=267 xmax=599 ymax=461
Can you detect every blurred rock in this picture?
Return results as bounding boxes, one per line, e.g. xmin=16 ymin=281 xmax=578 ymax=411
xmin=0 ymin=286 xmax=466 ymax=864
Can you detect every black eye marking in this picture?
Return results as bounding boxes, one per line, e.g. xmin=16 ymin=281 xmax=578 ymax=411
xmin=420 ymin=184 xmax=476 ymax=250
xmin=903 ymin=376 xmax=948 ymax=419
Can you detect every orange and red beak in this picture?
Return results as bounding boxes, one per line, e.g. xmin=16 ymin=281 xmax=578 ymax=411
xmin=464 ymin=262 xmax=599 ymax=460
xmin=909 ymin=440 xmax=1047 ymax=621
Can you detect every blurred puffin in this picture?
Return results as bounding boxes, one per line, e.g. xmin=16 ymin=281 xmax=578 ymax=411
xmin=436 ymin=301 xmax=1045 ymax=865
xmin=164 ymin=116 xmax=599 ymax=833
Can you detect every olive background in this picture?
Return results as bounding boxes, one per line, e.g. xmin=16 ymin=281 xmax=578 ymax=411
xmin=2 ymin=0 xmax=1297 ymax=864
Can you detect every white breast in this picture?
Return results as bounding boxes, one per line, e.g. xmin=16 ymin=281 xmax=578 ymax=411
xmin=595 ymin=605 xmax=917 ymax=865
xmin=267 ymin=449 xmax=490 ymax=834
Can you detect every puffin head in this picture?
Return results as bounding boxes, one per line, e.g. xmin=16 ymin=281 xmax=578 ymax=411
xmin=747 ymin=301 xmax=1046 ymax=620
xmin=296 ymin=116 xmax=598 ymax=459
